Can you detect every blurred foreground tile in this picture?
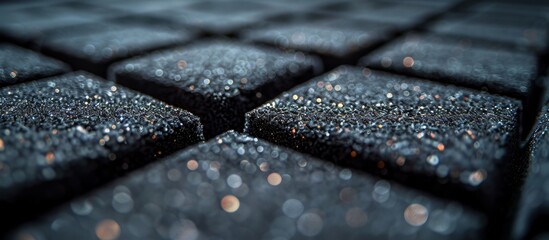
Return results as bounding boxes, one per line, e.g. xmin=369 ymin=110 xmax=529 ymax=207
xmin=10 ymin=131 xmax=486 ymax=240
xmin=0 ymin=72 xmax=203 ymax=231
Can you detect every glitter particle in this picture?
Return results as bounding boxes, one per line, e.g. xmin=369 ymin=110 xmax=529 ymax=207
xmin=187 ymin=160 xmax=199 ymax=170
xmin=350 ymin=151 xmax=357 ymax=158
xmin=437 ymin=144 xmax=445 ymax=151
xmin=177 ymin=60 xmax=188 ymax=69
xmin=45 ymin=152 xmax=55 ymax=165
xmin=469 ymin=170 xmax=486 ymax=186
xmin=403 ymin=56 xmax=415 ymax=68
xmin=221 ymin=195 xmax=240 ymax=213
xmin=404 ymin=203 xmax=429 ymax=226
xmin=95 ymin=219 xmax=120 ymax=240
xmin=297 ymin=212 xmax=324 ymax=237
xmin=227 ymin=174 xmax=242 ymax=188
xmin=345 ymin=207 xmax=368 ymax=228
xmin=426 ymin=155 xmax=439 ymax=166
xmin=267 ymin=172 xmax=282 ymax=186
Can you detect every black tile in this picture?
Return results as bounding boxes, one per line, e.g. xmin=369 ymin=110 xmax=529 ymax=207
xmin=513 ymin=105 xmax=549 ymax=240
xmin=258 ymin=0 xmax=339 ymax=11
xmin=0 ymin=43 xmax=70 ymax=87
xmin=150 ymin=1 xmax=288 ymax=35
xmin=373 ymin=0 xmax=460 ymax=10
xmin=95 ymin=0 xmax=189 ymax=14
xmin=242 ymin=17 xmax=394 ymax=69
xmin=426 ymin=13 xmax=548 ymax=52
xmin=465 ymin=2 xmax=549 ymax=20
xmin=245 ymin=66 xmax=521 ymax=213
xmin=10 ymin=131 xmax=486 ymax=239
xmin=360 ymin=33 xmax=538 ymax=98
xmin=110 ymin=40 xmax=322 ymax=137
xmin=0 ymin=2 xmax=123 ymax=45
xmin=0 ymin=71 xmax=203 ymax=231
xmin=40 ymin=18 xmax=196 ymax=77
xmin=316 ymin=1 xmax=440 ymax=29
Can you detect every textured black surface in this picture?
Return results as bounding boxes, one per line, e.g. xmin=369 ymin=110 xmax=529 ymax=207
xmin=514 ymin=105 xmax=549 ymax=240
xmin=40 ymin=18 xmax=195 ymax=77
xmin=426 ymin=13 xmax=548 ymax=52
xmin=360 ymin=33 xmax=538 ymax=98
xmin=465 ymin=2 xmax=549 ymax=20
xmin=242 ymin=17 xmax=394 ymax=69
xmin=0 ymin=71 xmax=203 ymax=231
xmin=97 ymin=0 xmax=187 ymax=14
xmin=0 ymin=0 xmax=547 ymax=238
xmin=245 ymin=66 xmax=521 ymax=213
xmin=10 ymin=131 xmax=486 ymax=240
xmin=0 ymin=43 xmax=70 ymax=87
xmin=0 ymin=2 xmax=122 ymax=44
xmin=150 ymin=1 xmax=287 ymax=35
xmin=110 ymin=40 xmax=322 ymax=137
xmin=317 ymin=1 xmax=441 ymax=29
xmin=374 ymin=0 xmax=460 ymax=9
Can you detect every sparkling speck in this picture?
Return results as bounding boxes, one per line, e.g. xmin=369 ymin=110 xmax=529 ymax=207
xmin=468 ymin=170 xmax=486 ymax=186
xmin=267 ymin=172 xmax=282 ymax=186
xmin=403 ymin=56 xmax=414 ymax=68
xmin=282 ymin=199 xmax=304 ymax=218
xmin=404 ymin=203 xmax=429 ymax=226
xmin=221 ymin=195 xmax=240 ymax=213
xmin=345 ymin=207 xmax=368 ymax=227
xmin=297 ymin=212 xmax=324 ymax=237
xmin=155 ymin=69 xmax=164 ymax=77
xmin=177 ymin=60 xmax=188 ymax=69
xmin=45 ymin=152 xmax=55 ymax=165
xmin=187 ymin=160 xmax=199 ymax=170
xmin=95 ymin=219 xmax=120 ymax=240
xmin=437 ymin=143 xmax=445 ymax=151
xmin=71 ymin=200 xmax=93 ymax=216
xmin=227 ymin=174 xmax=242 ymax=188
xmin=426 ymin=155 xmax=439 ymax=166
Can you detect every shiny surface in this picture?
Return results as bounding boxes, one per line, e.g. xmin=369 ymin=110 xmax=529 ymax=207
xmin=11 ymin=132 xmax=485 ymax=239
xmin=0 ymin=72 xmax=203 ymax=227
xmin=242 ymin=18 xmax=394 ymax=58
xmin=0 ymin=0 xmax=547 ymax=238
xmin=111 ymin=40 xmax=321 ymax=136
xmin=361 ymin=33 xmax=538 ymax=98
xmin=514 ymin=104 xmax=549 ymax=239
xmin=246 ymin=66 xmax=520 ymax=211
xmin=43 ymin=23 xmax=194 ymax=64
xmin=427 ymin=13 xmax=548 ymax=51
xmin=0 ymin=44 xmax=69 ymax=87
